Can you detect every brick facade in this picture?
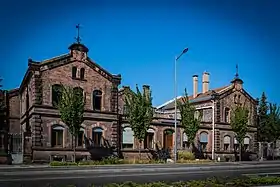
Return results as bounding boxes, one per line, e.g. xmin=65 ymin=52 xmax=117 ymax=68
xmin=4 ymin=42 xmax=258 ymax=163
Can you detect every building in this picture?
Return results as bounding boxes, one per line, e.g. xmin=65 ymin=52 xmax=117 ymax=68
xmin=1 ymin=38 xmax=258 ymax=163
xmin=152 ymin=71 xmax=258 ymax=160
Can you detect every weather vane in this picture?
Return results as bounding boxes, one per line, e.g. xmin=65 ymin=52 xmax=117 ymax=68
xmin=75 ymin=24 xmax=82 ymax=44
xmin=235 ymin=64 xmax=239 ymax=78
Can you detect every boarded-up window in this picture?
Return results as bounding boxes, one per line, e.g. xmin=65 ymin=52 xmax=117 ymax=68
xmin=122 ymin=127 xmax=134 ymax=149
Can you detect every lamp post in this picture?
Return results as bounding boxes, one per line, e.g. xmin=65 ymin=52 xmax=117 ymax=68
xmin=211 ymin=91 xmax=219 ymax=161
xmin=174 ymin=48 xmax=188 ymax=164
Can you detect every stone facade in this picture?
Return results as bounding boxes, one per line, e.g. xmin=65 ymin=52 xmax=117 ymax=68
xmin=3 ymin=42 xmax=258 ymax=163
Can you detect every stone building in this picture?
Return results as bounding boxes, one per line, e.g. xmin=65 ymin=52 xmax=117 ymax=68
xmin=150 ymin=71 xmax=258 ymax=160
xmin=2 ymin=40 xmax=258 ymax=163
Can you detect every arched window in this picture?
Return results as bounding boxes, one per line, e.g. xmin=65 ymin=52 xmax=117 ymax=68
xmin=122 ymin=127 xmax=134 ymax=149
xmin=223 ymin=135 xmax=230 ymax=151
xmin=225 ymin=108 xmax=230 ymax=123
xmin=77 ymin=128 xmax=85 ymax=147
xmin=52 ymin=84 xmax=63 ymax=107
xmin=72 ymin=67 xmax=77 ymax=78
xmin=51 ymin=125 xmax=64 ymax=147
xmin=144 ymin=128 xmax=155 ymax=149
xmin=234 ymin=137 xmax=239 ymax=151
xmin=163 ymin=129 xmax=174 ymax=150
xmin=200 ymin=132 xmax=208 ymax=151
xmin=92 ymin=127 xmax=103 ymax=147
xmin=182 ymin=132 xmax=189 ymax=149
xmin=80 ymin=68 xmax=85 ymax=80
xmin=92 ymin=90 xmax=102 ymax=111
xmin=244 ymin=136 xmax=250 ymax=151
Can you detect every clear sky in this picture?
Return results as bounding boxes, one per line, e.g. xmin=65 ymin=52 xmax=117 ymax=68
xmin=0 ymin=0 xmax=279 ymax=107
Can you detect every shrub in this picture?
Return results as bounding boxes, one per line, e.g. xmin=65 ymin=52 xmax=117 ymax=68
xmin=178 ymin=151 xmax=195 ymax=160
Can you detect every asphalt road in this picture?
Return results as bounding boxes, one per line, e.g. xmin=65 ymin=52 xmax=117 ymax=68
xmin=1 ymin=161 xmax=280 ymax=187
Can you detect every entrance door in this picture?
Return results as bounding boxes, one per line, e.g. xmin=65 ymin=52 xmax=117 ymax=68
xmin=164 ymin=129 xmax=174 ymax=150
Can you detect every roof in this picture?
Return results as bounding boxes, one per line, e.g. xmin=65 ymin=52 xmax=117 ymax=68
xmin=156 ymin=85 xmax=232 ymax=110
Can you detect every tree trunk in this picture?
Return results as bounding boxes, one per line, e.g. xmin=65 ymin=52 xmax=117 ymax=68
xmin=239 ymin=144 xmax=242 ymax=162
xmin=139 ymin=141 xmax=142 ymax=160
xmin=73 ymin=135 xmax=76 ymax=163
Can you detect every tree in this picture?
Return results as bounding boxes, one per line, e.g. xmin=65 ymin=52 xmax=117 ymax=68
xmin=124 ymin=85 xmax=153 ymax=158
xmin=178 ymin=89 xmax=200 ymax=152
xmin=57 ymin=85 xmax=85 ymax=162
xmin=266 ymin=103 xmax=280 ymax=159
xmin=230 ymin=104 xmax=249 ymax=161
xmin=258 ymin=92 xmax=269 ymax=142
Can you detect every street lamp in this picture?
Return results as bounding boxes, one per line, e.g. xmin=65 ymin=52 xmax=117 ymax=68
xmin=174 ymin=48 xmax=188 ymax=164
xmin=211 ymin=90 xmax=219 ymax=161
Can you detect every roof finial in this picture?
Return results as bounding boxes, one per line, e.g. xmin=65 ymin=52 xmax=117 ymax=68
xmin=75 ymin=24 xmax=81 ymax=44
xmin=235 ymin=64 xmax=239 ymax=78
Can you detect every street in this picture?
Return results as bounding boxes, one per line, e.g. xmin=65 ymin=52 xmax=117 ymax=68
xmin=1 ymin=161 xmax=280 ymax=187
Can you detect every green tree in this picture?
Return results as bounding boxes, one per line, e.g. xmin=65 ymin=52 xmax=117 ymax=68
xmin=266 ymin=103 xmax=280 ymax=159
xmin=178 ymin=89 xmax=200 ymax=152
xmin=258 ymin=92 xmax=269 ymax=142
xmin=230 ymin=105 xmax=249 ymax=161
xmin=124 ymin=85 xmax=153 ymax=158
xmin=57 ymin=85 xmax=85 ymax=162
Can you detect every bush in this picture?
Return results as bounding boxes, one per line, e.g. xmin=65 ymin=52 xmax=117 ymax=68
xmin=178 ymin=151 xmax=195 ymax=160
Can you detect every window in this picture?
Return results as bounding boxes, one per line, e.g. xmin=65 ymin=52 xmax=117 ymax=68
xmin=92 ymin=90 xmax=102 ymax=111
xmin=200 ymin=132 xmax=208 ymax=152
xmin=123 ymin=104 xmax=128 ymax=115
xmin=225 ymin=108 xmax=230 ymax=123
xmin=92 ymin=127 xmax=103 ymax=147
xmin=234 ymin=137 xmax=239 ymax=151
xmin=72 ymin=67 xmax=77 ymax=78
xmin=51 ymin=125 xmax=64 ymax=147
xmin=52 ymin=84 xmax=63 ymax=107
xmin=223 ymin=135 xmax=230 ymax=151
xmin=144 ymin=129 xmax=154 ymax=149
xmin=77 ymin=130 xmax=84 ymax=147
xmin=182 ymin=133 xmax=190 ymax=149
xmin=122 ymin=127 xmax=134 ymax=149
xmin=244 ymin=137 xmax=250 ymax=151
xmin=80 ymin=68 xmax=85 ymax=80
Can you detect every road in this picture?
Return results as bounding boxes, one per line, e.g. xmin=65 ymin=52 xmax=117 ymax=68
xmin=1 ymin=161 xmax=280 ymax=187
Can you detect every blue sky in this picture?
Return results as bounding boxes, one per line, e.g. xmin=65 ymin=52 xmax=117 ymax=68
xmin=0 ymin=0 xmax=279 ymax=106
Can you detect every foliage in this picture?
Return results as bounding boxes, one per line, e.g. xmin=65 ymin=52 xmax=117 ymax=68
xmin=230 ymin=105 xmax=249 ymax=147
xmin=266 ymin=103 xmax=280 ymax=142
xmin=178 ymin=151 xmax=195 ymax=160
xmin=124 ymin=85 xmax=154 ymax=145
xmin=178 ymin=89 xmax=201 ymax=146
xmin=257 ymin=92 xmax=269 ymax=142
xmin=56 ymin=85 xmax=85 ymax=162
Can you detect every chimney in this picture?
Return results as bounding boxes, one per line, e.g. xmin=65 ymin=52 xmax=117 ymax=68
xmin=202 ymin=71 xmax=210 ymax=93
xmin=143 ymin=85 xmax=151 ymax=98
xmin=193 ymin=75 xmax=198 ymax=98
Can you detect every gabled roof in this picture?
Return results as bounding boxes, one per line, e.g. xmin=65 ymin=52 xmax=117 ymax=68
xmin=156 ymin=85 xmax=233 ymax=110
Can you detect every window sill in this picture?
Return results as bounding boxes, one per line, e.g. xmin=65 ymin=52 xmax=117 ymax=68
xmin=72 ymin=77 xmax=87 ymax=82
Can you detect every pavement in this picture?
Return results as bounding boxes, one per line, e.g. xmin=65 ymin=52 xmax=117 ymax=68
xmin=1 ymin=161 xmax=280 ymax=187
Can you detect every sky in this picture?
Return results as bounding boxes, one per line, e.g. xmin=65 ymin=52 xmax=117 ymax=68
xmin=0 ymin=0 xmax=279 ymax=107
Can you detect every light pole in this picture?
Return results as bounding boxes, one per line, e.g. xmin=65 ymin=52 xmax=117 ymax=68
xmin=211 ymin=91 xmax=219 ymax=161
xmin=174 ymin=48 xmax=188 ymax=164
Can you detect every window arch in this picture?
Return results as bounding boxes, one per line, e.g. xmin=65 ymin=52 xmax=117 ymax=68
xmin=122 ymin=127 xmax=134 ymax=149
xmin=200 ymin=132 xmax=208 ymax=152
xmin=223 ymin=135 xmax=231 ymax=151
xmin=72 ymin=67 xmax=77 ymax=78
xmin=51 ymin=125 xmax=64 ymax=147
xmin=52 ymin=84 xmax=63 ymax=107
xmin=92 ymin=90 xmax=102 ymax=111
xmin=92 ymin=127 xmax=103 ymax=147
xmin=144 ymin=128 xmax=155 ymax=149
xmin=225 ymin=108 xmax=230 ymax=123
xmin=80 ymin=68 xmax=85 ymax=80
